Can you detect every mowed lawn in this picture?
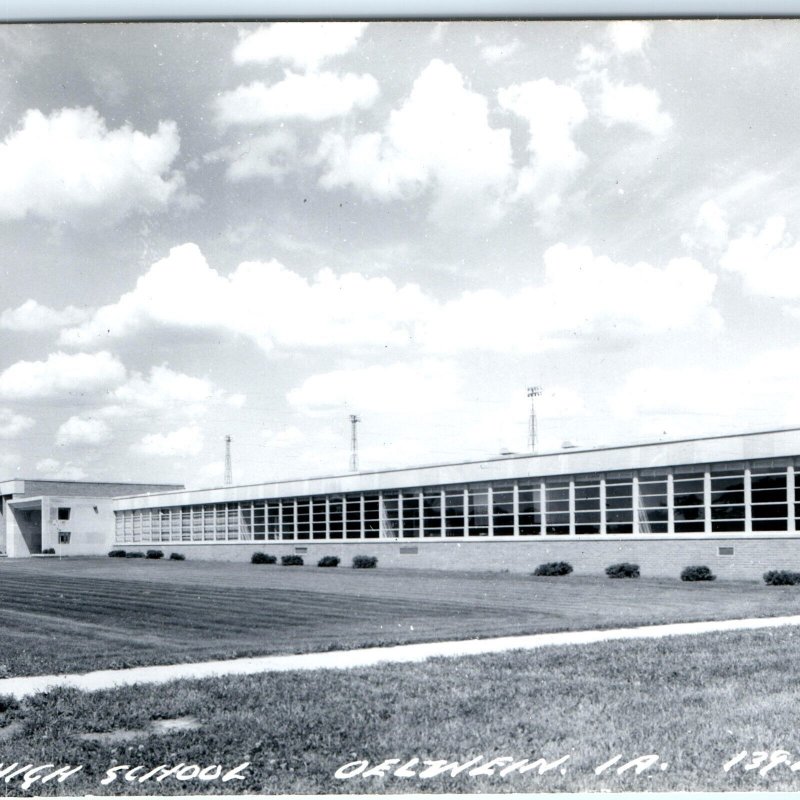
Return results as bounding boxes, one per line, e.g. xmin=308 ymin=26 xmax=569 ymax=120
xmin=2 ymin=626 xmax=800 ymax=793
xmin=3 ymin=556 xmax=800 ymax=677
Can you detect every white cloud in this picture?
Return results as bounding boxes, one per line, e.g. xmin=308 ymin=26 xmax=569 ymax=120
xmin=599 ymin=81 xmax=672 ymax=136
xmin=262 ymin=426 xmax=307 ymax=448
xmin=288 ymin=360 xmax=462 ymax=415
xmin=56 ymin=416 xmax=111 ymax=446
xmin=233 ymin=22 xmax=368 ymax=71
xmin=59 ymin=241 xmax=718 ymax=357
xmin=611 ymin=343 xmax=800 ymax=437
xmin=498 ymin=78 xmax=588 ymax=212
xmin=0 ymin=300 xmax=91 ymax=332
xmin=109 ymin=364 xmax=242 ymax=418
xmin=0 ymin=107 xmax=183 ymax=223
xmin=419 ymin=243 xmax=720 ymax=352
xmin=206 ymin=131 xmax=298 ymax=181
xmin=0 ymin=408 xmax=34 ymax=438
xmin=60 ymin=243 xmax=434 ymax=351
xmin=35 ymin=457 xmax=87 ymax=481
xmin=479 ymin=39 xmax=521 ymax=64
xmin=134 ymin=425 xmax=203 ymax=457
xmin=318 ymin=59 xmax=513 ymax=224
xmin=0 ymin=351 xmax=126 ymax=400
xmin=720 ymin=216 xmax=800 ymax=298
xmin=216 ymin=71 xmax=379 ymax=125
xmin=607 ymin=21 xmax=652 ymax=54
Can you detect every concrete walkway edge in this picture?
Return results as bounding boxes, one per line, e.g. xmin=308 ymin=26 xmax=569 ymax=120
xmin=3 ymin=614 xmax=800 ymax=700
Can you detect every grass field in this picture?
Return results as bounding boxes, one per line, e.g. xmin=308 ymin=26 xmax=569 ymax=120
xmin=3 ymin=557 xmax=800 ymax=678
xmin=2 ymin=626 xmax=800 ymax=794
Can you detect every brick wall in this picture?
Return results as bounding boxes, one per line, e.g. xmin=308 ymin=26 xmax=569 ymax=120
xmin=118 ymin=537 xmax=800 ymax=580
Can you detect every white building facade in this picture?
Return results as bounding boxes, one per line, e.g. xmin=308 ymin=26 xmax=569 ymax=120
xmin=112 ymin=428 xmax=800 ymax=579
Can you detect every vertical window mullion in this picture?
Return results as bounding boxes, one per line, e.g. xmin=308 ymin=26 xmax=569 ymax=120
xmin=789 ymin=464 xmax=796 ymax=533
xmin=487 ymin=485 xmax=494 ymax=536
xmin=540 ymin=480 xmax=547 ymax=534
xmin=463 ymin=487 xmax=469 ymax=536
xmin=667 ymin=471 xmax=675 ymax=534
xmin=600 ymin=478 xmax=607 ymax=534
xmin=703 ymin=469 xmax=712 ymax=534
xmin=513 ymin=481 xmax=519 ymax=536
xmin=744 ymin=466 xmax=752 ymax=533
xmin=568 ymin=478 xmax=575 ymax=536
xmin=632 ymin=475 xmax=640 ymax=534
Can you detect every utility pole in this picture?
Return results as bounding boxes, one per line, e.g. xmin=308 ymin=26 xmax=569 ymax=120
xmin=527 ymin=386 xmax=542 ymax=453
xmin=350 ymin=414 xmax=360 ymax=473
xmin=224 ymin=434 xmax=233 ymax=486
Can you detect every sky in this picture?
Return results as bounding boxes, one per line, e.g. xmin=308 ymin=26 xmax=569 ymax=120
xmin=0 ymin=19 xmax=799 ymax=487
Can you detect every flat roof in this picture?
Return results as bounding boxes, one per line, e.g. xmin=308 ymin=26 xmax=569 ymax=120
xmin=114 ymin=426 xmax=800 ymax=507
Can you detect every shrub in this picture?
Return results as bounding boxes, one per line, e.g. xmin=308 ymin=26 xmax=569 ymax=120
xmin=146 ymin=549 xmax=164 ymax=560
xmin=41 ymin=548 xmax=56 ymax=555
xmin=169 ymin=552 xmax=186 ymax=561
xmin=681 ymin=565 xmax=716 ymax=582
xmin=281 ymin=555 xmax=304 ymax=566
xmin=352 ymin=555 xmax=378 ymax=569
xmin=125 ymin=552 xmax=145 ymax=559
xmin=606 ymin=562 xmax=640 ymax=579
xmin=533 ymin=561 xmax=573 ymax=577
xmin=318 ymin=555 xmax=340 ymax=567
xmin=108 ymin=549 xmax=127 ymax=558
xmin=251 ymin=552 xmax=276 ymax=565
xmin=764 ymin=570 xmax=800 ymax=586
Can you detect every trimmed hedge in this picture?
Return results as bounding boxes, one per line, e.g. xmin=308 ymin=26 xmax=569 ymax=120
xmin=251 ymin=552 xmax=277 ymax=565
xmin=146 ymin=550 xmax=164 ymax=560
xmin=352 ymin=555 xmax=378 ymax=569
xmin=108 ymin=549 xmax=127 ymax=558
xmin=317 ymin=556 xmax=340 ymax=567
xmin=681 ymin=565 xmax=716 ymax=582
xmin=41 ymin=548 xmax=56 ymax=555
xmin=533 ymin=561 xmax=573 ymax=577
xmin=606 ymin=562 xmax=640 ymax=579
xmin=764 ymin=570 xmax=800 ymax=586
xmin=169 ymin=552 xmax=186 ymax=561
xmin=282 ymin=555 xmax=304 ymax=566
xmin=125 ymin=552 xmax=145 ymax=559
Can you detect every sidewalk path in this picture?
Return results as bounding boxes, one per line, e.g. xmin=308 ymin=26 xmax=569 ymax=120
xmin=3 ymin=614 xmax=800 ymax=700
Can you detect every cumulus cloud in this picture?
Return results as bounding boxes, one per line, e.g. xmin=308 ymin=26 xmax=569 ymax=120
xmin=418 ymin=243 xmax=720 ymax=352
xmin=110 ymin=364 xmax=244 ymax=417
xmin=0 ymin=300 xmax=91 ymax=332
xmin=56 ymin=415 xmax=111 ymax=446
xmin=205 ymin=131 xmax=298 ymax=181
xmin=0 ymin=107 xmax=183 ymax=223
xmin=216 ymin=71 xmax=379 ymax=125
xmin=35 ymin=457 xmax=87 ymax=481
xmin=287 ymin=360 xmax=462 ymax=415
xmin=0 ymin=408 xmax=35 ymax=438
xmin=318 ymin=59 xmax=513 ymax=223
xmin=233 ymin=22 xmax=368 ymax=71
xmin=59 ymin=241 xmax=719 ymax=356
xmin=599 ymin=81 xmax=672 ymax=136
xmin=720 ymin=216 xmax=800 ymax=298
xmin=60 ymin=243 xmax=434 ymax=351
xmin=498 ymin=78 xmax=588 ymax=212
xmin=134 ymin=425 xmax=203 ymax=457
xmin=0 ymin=351 xmax=126 ymax=400
xmin=607 ymin=21 xmax=652 ymax=54
xmin=479 ymin=39 xmax=521 ymax=63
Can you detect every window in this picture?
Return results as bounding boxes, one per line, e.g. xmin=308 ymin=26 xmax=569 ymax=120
xmin=710 ymin=465 xmax=745 ymax=533
xmin=422 ymin=489 xmax=442 ymax=537
xmin=518 ymin=482 xmax=541 ymax=535
xmin=492 ymin=484 xmax=515 ymax=536
xmin=296 ymin=498 xmax=310 ymax=540
xmin=401 ymin=491 xmax=420 ymax=538
xmin=345 ymin=495 xmax=361 ymax=539
xmin=311 ymin=497 xmax=327 ymax=540
xmin=281 ymin=500 xmax=295 ymax=540
xmin=382 ymin=493 xmax=401 ymax=537
xmin=468 ymin=487 xmax=490 ymax=536
xmin=444 ymin=488 xmax=465 ymax=537
xmin=545 ymin=481 xmax=570 ymax=535
xmin=605 ymin=477 xmax=632 ymax=534
xmin=364 ymin=495 xmax=380 ymax=539
xmin=637 ymin=474 xmax=668 ymax=534
xmin=673 ymin=470 xmax=705 ymax=533
xmin=329 ymin=497 xmax=344 ymax=539
xmin=58 ymin=531 xmax=71 ymax=544
xmin=574 ymin=478 xmax=601 ymax=534
xmin=752 ymin=463 xmax=788 ymax=531
xmin=57 ymin=507 xmax=70 ymax=521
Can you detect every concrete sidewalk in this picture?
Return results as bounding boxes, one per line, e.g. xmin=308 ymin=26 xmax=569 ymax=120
xmin=2 ymin=613 xmax=800 ymax=700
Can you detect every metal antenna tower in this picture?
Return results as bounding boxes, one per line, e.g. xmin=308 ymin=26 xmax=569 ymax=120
xmin=527 ymin=386 xmax=542 ymax=453
xmin=350 ymin=414 xmax=360 ymax=472
xmin=224 ymin=434 xmax=233 ymax=486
